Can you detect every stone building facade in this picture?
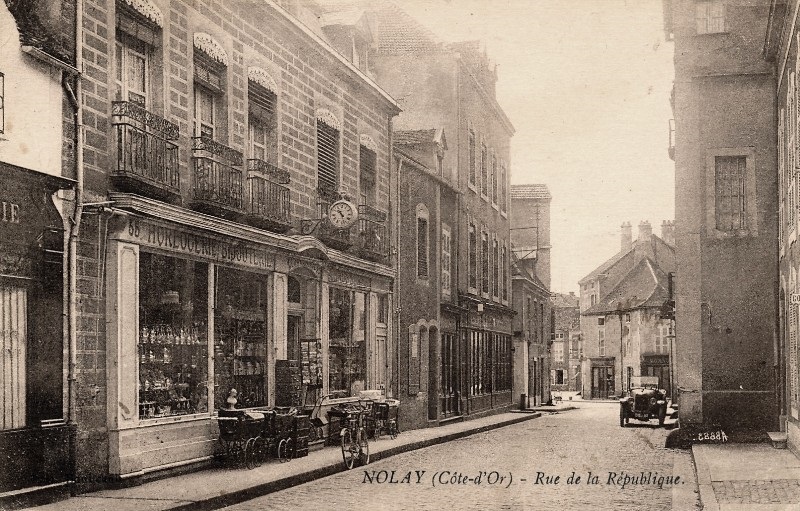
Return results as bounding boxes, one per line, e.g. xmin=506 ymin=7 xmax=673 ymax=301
xmin=579 ymin=221 xmax=675 ymax=399
xmin=550 ymin=292 xmax=581 ymax=393
xmin=69 ymin=0 xmax=399 ymax=486
xmin=667 ymin=0 xmax=777 ymax=433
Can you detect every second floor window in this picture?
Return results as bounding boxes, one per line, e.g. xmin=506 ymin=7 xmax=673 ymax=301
xmin=480 ymin=143 xmax=488 ymax=197
xmin=492 ymin=238 xmax=499 ymax=298
xmin=696 ymin=1 xmax=725 ymax=34
xmin=715 ymin=156 xmax=747 ymax=232
xmin=501 ymin=244 xmax=508 ymax=301
xmin=441 ymin=225 xmax=451 ymax=296
xmin=468 ymin=130 xmax=476 ymax=187
xmin=417 ymin=216 xmax=429 ymax=278
xmin=194 ymin=86 xmax=215 ymax=138
xmin=359 ymin=145 xmax=377 ymax=206
xmin=491 ymin=154 xmax=498 ymax=204
xmin=115 ymin=33 xmax=149 ymax=106
xmin=469 ymin=223 xmax=477 ymax=290
xmin=317 ymin=120 xmax=339 ymax=193
xmin=599 ymin=328 xmax=605 ymax=356
xmin=553 ymin=342 xmax=564 ymax=363
xmin=481 ymin=231 xmax=489 ymax=294
xmin=248 ymin=83 xmax=277 ymax=162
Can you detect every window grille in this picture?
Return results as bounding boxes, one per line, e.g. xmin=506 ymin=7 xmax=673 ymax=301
xmin=715 ymin=156 xmax=747 ymax=232
xmin=417 ymin=217 xmax=429 ymax=278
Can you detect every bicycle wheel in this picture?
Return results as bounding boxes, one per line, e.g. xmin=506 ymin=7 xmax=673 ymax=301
xmin=277 ymin=438 xmax=290 ymax=463
xmin=341 ymin=429 xmax=357 ymax=469
xmin=358 ymin=429 xmax=370 ymax=466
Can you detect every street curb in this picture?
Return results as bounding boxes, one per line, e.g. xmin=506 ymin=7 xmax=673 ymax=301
xmin=691 ymin=445 xmax=720 ymax=511
xmin=166 ymin=412 xmax=542 ymax=511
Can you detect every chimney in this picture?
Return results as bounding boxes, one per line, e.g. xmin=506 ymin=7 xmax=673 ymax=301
xmin=638 ymin=221 xmax=652 ymax=241
xmin=661 ymin=220 xmax=675 ymax=246
xmin=621 ymin=222 xmax=632 ymax=252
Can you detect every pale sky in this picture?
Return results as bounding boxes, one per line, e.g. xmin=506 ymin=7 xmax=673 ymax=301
xmin=402 ymin=0 xmax=676 ymax=293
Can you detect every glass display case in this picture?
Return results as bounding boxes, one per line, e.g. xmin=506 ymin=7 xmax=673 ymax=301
xmin=214 ymin=266 xmax=268 ymax=409
xmin=138 ymin=253 xmax=209 ymax=419
xmin=328 ymin=288 xmax=366 ymax=397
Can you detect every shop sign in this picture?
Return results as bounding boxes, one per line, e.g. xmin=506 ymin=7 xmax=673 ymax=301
xmin=123 ymin=217 xmax=275 ymax=271
xmin=791 ymin=294 xmax=800 ymax=305
xmin=328 ymin=270 xmax=371 ymax=289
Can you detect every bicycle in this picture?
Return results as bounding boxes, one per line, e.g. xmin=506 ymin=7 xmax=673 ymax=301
xmin=337 ymin=402 xmax=370 ymax=469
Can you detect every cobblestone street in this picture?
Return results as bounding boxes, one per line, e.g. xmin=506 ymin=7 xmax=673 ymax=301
xmin=223 ymin=404 xmax=700 ymax=511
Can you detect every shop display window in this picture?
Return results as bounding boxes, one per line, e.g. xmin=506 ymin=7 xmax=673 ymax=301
xmin=214 ymin=266 xmax=268 ymax=409
xmin=138 ymin=253 xmax=209 ymax=419
xmin=328 ymin=288 xmax=366 ymax=397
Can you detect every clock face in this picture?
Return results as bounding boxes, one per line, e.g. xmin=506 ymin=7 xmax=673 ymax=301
xmin=328 ymin=200 xmax=358 ymax=228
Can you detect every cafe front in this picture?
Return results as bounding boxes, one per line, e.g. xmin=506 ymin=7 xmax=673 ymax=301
xmin=102 ymin=195 xmax=393 ymax=479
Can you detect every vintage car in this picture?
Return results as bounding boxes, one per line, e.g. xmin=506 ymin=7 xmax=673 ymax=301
xmin=619 ymin=376 xmax=668 ymax=427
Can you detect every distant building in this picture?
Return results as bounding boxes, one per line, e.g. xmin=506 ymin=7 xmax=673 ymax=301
xmin=666 ymin=0 xmax=777 ymax=433
xmin=510 ymin=184 xmax=552 ymax=290
xmin=579 ymin=221 xmax=675 ymax=399
xmin=323 ymin=0 xmax=516 ymax=423
xmin=511 ymin=255 xmax=551 ymax=407
xmin=551 ymin=292 xmax=581 ymax=393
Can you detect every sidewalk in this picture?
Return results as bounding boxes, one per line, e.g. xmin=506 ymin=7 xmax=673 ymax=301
xmin=22 ymin=411 xmax=548 ymax=511
xmin=693 ymin=443 xmax=800 ymax=510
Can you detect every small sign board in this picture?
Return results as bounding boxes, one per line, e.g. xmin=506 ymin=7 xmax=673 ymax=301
xmin=694 ymin=429 xmax=728 ymax=444
xmin=792 ymin=294 xmax=800 ymax=305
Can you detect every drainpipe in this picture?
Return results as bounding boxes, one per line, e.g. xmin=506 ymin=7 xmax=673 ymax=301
xmin=63 ymin=0 xmax=84 ymax=494
xmin=394 ymin=154 xmax=403 ymax=399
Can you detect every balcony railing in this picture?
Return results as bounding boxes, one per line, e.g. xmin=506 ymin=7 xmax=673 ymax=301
xmin=245 ymin=159 xmax=292 ymax=233
xmin=301 ymin=186 xmax=352 ymax=250
xmin=668 ymin=119 xmax=675 ymax=161
xmin=111 ymin=101 xmax=180 ymax=201
xmin=191 ymin=135 xmax=244 ymax=218
xmin=357 ymin=204 xmax=388 ymax=263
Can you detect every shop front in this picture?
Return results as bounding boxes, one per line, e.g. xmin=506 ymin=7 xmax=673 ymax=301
xmin=0 ymin=163 xmax=74 ymax=493
xmin=102 ymin=197 xmax=393 ymax=479
xmin=461 ymin=303 xmax=514 ymax=416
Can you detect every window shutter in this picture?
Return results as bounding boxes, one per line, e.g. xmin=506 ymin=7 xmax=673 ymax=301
xmin=417 ymin=218 xmax=428 ymax=277
xmin=317 ymin=121 xmax=339 ymax=193
xmin=1 ymin=286 xmax=26 ymax=430
xmin=249 ymin=82 xmax=276 ymax=120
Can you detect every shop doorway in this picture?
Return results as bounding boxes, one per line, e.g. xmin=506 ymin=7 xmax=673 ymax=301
xmin=287 ymin=315 xmax=301 ymax=362
xmin=591 ymin=366 xmax=614 ymax=399
xmin=428 ymin=327 xmax=438 ymax=421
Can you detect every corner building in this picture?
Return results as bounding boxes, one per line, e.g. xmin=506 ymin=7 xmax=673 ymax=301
xmin=74 ymin=0 xmax=399 ymax=484
xmin=666 ymin=0 xmax=777 ymax=432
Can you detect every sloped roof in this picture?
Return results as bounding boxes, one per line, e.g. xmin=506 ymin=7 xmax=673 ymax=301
xmin=582 ymin=257 xmax=670 ymax=315
xmin=551 ymin=292 xmax=579 ymax=309
xmin=511 ymin=184 xmax=551 ymax=200
xmin=394 ymin=129 xmax=437 ymax=145
xmin=5 ymin=1 xmax=73 ymax=63
xmin=366 ymin=1 xmax=443 ymax=54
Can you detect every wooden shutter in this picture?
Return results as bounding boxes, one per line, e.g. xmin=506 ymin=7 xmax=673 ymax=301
xmin=317 ymin=121 xmax=339 ymax=193
xmin=417 ymin=217 xmax=428 ymax=277
xmin=1 ymin=286 xmax=26 ymax=430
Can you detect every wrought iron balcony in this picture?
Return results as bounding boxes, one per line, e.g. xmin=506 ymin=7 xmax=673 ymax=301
xmin=300 ymin=186 xmax=352 ymax=251
xmin=245 ymin=159 xmax=292 ymax=233
xmin=357 ymin=204 xmax=388 ymax=263
xmin=190 ymin=135 xmax=244 ymax=219
xmin=111 ymin=101 xmax=180 ymax=202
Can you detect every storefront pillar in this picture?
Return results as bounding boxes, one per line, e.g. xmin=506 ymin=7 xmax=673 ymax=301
xmin=367 ymin=291 xmax=378 ymax=388
xmin=320 ymin=278 xmax=330 ymax=397
xmin=106 ymin=241 xmax=139 ymax=475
